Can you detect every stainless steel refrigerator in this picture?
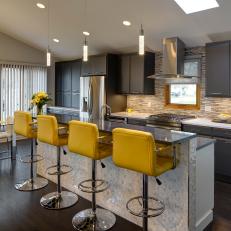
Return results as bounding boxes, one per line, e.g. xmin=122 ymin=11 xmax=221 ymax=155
xmin=80 ymin=76 xmax=106 ymax=119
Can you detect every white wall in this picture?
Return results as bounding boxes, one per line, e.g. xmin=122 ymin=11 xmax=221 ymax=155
xmin=0 ymin=32 xmax=55 ymax=104
xmin=0 ymin=32 xmax=45 ymax=64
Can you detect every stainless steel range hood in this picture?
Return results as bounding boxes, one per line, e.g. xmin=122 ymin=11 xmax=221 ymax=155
xmin=148 ymin=37 xmax=199 ymax=83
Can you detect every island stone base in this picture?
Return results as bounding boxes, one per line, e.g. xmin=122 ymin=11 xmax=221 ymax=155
xmin=37 ymin=138 xmax=197 ymax=231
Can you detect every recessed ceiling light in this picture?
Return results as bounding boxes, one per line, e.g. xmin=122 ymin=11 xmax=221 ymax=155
xmin=123 ymin=20 xmax=131 ymax=26
xmin=53 ymin=38 xmax=59 ymax=43
xmin=174 ymin=0 xmax=219 ymax=14
xmin=83 ymin=31 xmax=90 ymax=36
xmin=36 ymin=3 xmax=46 ymax=9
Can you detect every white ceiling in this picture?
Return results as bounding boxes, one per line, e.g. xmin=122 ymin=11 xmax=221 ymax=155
xmin=0 ymin=0 xmax=230 ymax=59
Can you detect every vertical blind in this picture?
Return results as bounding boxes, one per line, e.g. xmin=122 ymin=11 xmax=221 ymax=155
xmin=0 ymin=64 xmax=47 ymax=121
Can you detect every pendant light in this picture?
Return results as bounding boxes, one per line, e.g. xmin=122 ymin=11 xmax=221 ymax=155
xmin=46 ymin=49 xmax=51 ymax=66
xmin=82 ymin=0 xmax=89 ymax=62
xmin=46 ymin=0 xmax=51 ymax=67
xmin=83 ymin=37 xmax=88 ymax=62
xmin=139 ymin=24 xmax=144 ymax=55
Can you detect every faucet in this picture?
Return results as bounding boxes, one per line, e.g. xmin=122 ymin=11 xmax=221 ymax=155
xmin=101 ymin=104 xmax=111 ymax=120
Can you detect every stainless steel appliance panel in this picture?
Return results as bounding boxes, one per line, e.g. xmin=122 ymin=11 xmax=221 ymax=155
xmin=80 ymin=76 xmax=106 ymax=119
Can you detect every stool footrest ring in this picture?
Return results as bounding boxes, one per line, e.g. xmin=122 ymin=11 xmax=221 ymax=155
xmin=126 ymin=196 xmax=165 ymax=218
xmin=46 ymin=164 xmax=73 ymax=175
xmin=20 ymin=154 xmax=44 ymax=163
xmin=78 ymin=179 xmax=109 ymax=193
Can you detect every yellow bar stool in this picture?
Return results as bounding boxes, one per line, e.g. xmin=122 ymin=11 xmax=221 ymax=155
xmin=14 ymin=111 xmax=48 ymax=191
xmin=68 ymin=120 xmax=116 ymax=231
xmin=112 ymin=128 xmax=174 ymax=231
xmin=37 ymin=115 xmax=78 ymax=210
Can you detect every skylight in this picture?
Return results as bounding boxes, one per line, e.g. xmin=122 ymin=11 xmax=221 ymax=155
xmin=174 ymin=0 xmax=219 ymax=14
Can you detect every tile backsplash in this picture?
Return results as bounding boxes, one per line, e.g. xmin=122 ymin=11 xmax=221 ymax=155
xmin=127 ymin=46 xmax=231 ymax=118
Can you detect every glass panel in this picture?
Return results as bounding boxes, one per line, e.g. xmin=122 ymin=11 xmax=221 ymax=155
xmin=170 ymin=84 xmax=197 ymax=105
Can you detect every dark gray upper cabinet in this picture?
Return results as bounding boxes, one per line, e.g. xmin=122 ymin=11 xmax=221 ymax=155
xmin=130 ymin=55 xmax=144 ymax=94
xmin=81 ymin=55 xmax=107 ymax=76
xmin=55 ymin=55 xmax=127 ymax=112
xmin=119 ymin=55 xmax=130 ymax=94
xmin=55 ymin=60 xmax=81 ymax=108
xmin=55 ymin=64 xmax=62 ymax=92
xmin=206 ymin=41 xmax=230 ymax=97
xmin=62 ymin=62 xmax=72 ymax=92
xmin=81 ymin=60 xmax=92 ymax=76
xmin=71 ymin=61 xmax=81 ymax=93
xmin=118 ymin=52 xmax=155 ymax=95
xmin=92 ymin=56 xmax=107 ymax=75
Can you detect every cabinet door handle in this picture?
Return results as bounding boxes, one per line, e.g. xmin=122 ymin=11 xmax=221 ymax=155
xmin=131 ymin=91 xmax=140 ymax=94
xmin=211 ymin=92 xmax=222 ymax=95
xmin=214 ymin=137 xmax=231 ymax=144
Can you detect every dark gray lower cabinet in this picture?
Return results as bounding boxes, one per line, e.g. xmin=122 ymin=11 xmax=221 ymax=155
xmin=63 ymin=92 xmax=72 ymax=108
xmin=215 ymin=138 xmax=231 ymax=177
xmin=127 ymin=118 xmax=146 ymax=126
xmin=71 ymin=92 xmax=80 ymax=109
xmin=55 ymin=92 xmax=63 ymax=106
xmin=182 ymin=124 xmax=231 ymax=182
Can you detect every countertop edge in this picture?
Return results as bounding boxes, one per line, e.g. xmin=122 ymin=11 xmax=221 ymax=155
xmin=197 ymin=137 xmax=216 ymax=151
xmin=182 ymin=118 xmax=231 ymax=130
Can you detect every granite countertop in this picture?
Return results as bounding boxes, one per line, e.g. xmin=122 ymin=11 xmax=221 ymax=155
xmin=197 ymin=137 xmax=215 ymax=151
xmin=183 ymin=118 xmax=231 ymax=130
xmin=47 ymin=112 xmax=196 ymax=144
xmin=100 ymin=120 xmax=196 ymax=144
xmin=110 ymin=112 xmax=151 ymax=119
xmin=47 ymin=106 xmax=80 ymax=113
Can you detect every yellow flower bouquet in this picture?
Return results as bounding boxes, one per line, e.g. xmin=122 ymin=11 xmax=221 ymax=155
xmin=29 ymin=91 xmax=51 ymax=115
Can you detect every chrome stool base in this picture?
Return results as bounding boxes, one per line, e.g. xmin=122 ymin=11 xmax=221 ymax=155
xmin=126 ymin=196 xmax=165 ymax=218
xmin=72 ymin=208 xmax=116 ymax=231
xmin=78 ymin=179 xmax=109 ymax=193
xmin=40 ymin=191 xmax=78 ymax=210
xmin=20 ymin=154 xmax=44 ymax=163
xmin=15 ymin=177 xmax=48 ymax=191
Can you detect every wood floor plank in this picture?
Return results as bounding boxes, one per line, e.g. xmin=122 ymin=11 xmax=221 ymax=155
xmin=1 ymin=140 xmax=231 ymax=231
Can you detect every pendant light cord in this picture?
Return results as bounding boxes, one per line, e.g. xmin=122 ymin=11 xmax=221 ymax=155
xmin=84 ymin=0 xmax=87 ymax=28
xmin=47 ymin=0 xmax=50 ymax=50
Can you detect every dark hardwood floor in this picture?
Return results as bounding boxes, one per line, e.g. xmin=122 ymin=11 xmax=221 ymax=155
xmin=205 ymin=181 xmax=231 ymax=231
xmin=0 ymin=140 xmax=231 ymax=231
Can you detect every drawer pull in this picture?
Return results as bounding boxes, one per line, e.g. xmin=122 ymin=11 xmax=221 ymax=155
xmin=211 ymin=93 xmax=222 ymax=95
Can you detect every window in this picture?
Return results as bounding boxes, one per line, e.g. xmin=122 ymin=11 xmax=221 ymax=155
xmin=0 ymin=64 xmax=47 ymax=120
xmin=165 ymin=58 xmax=201 ymax=110
xmin=170 ymin=84 xmax=197 ymax=105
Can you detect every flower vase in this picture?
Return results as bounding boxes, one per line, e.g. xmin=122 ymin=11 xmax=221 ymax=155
xmin=37 ymin=106 xmax=43 ymax=115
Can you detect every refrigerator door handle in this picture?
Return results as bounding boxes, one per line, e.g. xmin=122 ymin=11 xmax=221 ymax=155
xmin=87 ymin=81 xmax=90 ymax=114
xmin=89 ymin=81 xmax=93 ymax=115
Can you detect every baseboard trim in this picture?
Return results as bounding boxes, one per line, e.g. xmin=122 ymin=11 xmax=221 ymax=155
xmin=196 ymin=210 xmax=213 ymax=231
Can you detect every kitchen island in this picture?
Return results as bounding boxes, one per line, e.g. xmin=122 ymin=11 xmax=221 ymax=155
xmin=37 ymin=112 xmax=214 ymax=231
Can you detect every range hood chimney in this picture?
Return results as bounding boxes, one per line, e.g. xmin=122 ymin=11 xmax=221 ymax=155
xmin=149 ymin=37 xmax=198 ymax=83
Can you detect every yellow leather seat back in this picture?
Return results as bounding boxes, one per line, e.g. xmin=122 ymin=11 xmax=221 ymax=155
xmin=113 ymin=128 xmax=156 ymax=176
xmin=68 ymin=120 xmax=100 ymax=160
xmin=37 ymin=115 xmax=59 ymax=146
xmin=14 ymin=111 xmax=35 ymax=138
